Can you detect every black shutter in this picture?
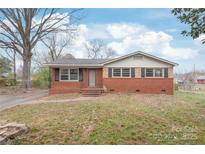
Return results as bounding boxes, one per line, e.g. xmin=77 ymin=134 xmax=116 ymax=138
xmin=79 ymin=68 xmax=83 ymax=81
xmin=55 ymin=68 xmax=59 ymax=81
xmin=141 ymin=68 xmax=145 ymax=77
xmin=164 ymin=68 xmax=168 ymax=78
xmin=108 ymin=68 xmax=112 ymax=78
xmin=131 ymin=68 xmax=135 ymax=78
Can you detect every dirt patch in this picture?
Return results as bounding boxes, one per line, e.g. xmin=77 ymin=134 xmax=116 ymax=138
xmin=82 ymin=124 xmax=95 ymax=138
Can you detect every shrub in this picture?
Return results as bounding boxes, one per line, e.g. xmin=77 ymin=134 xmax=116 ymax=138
xmin=174 ymin=83 xmax=179 ymax=91
xmin=0 ymin=78 xmax=17 ymax=87
xmin=0 ymin=78 xmax=6 ymax=86
xmin=32 ymin=67 xmax=50 ymax=89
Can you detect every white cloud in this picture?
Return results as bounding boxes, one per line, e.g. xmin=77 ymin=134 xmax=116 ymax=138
xmin=66 ymin=23 xmax=199 ymax=60
xmin=105 ymin=24 xmax=198 ymax=60
xmin=67 ymin=24 xmax=89 ymax=58
xmin=161 ymin=46 xmax=198 ymax=60
xmin=107 ymin=23 xmax=146 ymax=39
xmin=87 ymin=24 xmax=111 ymax=40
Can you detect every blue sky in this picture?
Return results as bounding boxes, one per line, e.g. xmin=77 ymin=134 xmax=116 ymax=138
xmin=64 ymin=8 xmax=204 ymax=72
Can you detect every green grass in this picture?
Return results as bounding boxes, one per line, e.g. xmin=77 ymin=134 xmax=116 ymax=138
xmin=0 ymin=91 xmax=205 ymax=144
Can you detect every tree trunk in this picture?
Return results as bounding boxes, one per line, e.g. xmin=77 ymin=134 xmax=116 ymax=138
xmin=22 ymin=56 xmax=31 ymax=90
xmin=13 ymin=51 xmax=17 ymax=84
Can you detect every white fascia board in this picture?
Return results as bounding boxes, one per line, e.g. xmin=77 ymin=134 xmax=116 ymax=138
xmin=102 ymin=51 xmax=178 ymax=66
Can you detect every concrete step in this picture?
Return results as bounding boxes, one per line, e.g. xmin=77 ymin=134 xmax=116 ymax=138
xmin=81 ymin=88 xmax=104 ymax=96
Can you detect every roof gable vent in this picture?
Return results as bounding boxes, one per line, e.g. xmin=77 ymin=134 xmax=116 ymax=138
xmin=133 ymin=55 xmax=143 ymax=60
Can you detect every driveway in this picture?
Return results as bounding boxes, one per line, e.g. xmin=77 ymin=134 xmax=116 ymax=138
xmin=0 ymin=90 xmax=48 ymax=111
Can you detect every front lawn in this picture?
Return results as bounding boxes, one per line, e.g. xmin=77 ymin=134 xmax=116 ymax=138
xmin=0 ymin=91 xmax=205 ymax=144
xmin=41 ymin=93 xmax=81 ymax=101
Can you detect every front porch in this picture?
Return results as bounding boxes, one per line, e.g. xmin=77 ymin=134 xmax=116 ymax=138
xmin=49 ymin=67 xmax=103 ymax=95
xmin=81 ymin=87 xmax=104 ymax=96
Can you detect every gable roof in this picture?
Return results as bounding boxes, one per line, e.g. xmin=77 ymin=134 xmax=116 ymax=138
xmin=44 ymin=51 xmax=178 ymax=67
xmin=103 ymin=51 xmax=178 ymax=66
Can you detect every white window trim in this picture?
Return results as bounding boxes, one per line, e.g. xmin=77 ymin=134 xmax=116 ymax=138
xmin=112 ymin=68 xmax=131 ymax=78
xmin=122 ymin=68 xmax=131 ymax=77
xmin=70 ymin=68 xmax=80 ymax=81
xmin=145 ymin=68 xmax=153 ymax=78
xmin=60 ymin=68 xmax=69 ymax=80
xmin=162 ymin=68 xmax=165 ymax=77
xmin=59 ymin=68 xmax=79 ymax=82
xmin=145 ymin=68 xmax=164 ymax=78
xmin=155 ymin=68 xmax=164 ymax=78
xmin=112 ymin=68 xmax=121 ymax=77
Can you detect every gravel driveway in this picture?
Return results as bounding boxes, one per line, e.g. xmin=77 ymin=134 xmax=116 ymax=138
xmin=0 ymin=90 xmax=48 ymax=111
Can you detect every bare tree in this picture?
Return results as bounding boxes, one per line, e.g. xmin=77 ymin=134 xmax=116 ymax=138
xmin=32 ymin=33 xmax=70 ymax=67
xmin=85 ymin=39 xmax=104 ymax=59
xmin=42 ymin=34 xmax=69 ymax=61
xmin=181 ymin=72 xmax=196 ymax=91
xmin=32 ymin=29 xmax=77 ymax=68
xmin=85 ymin=39 xmax=117 ymax=59
xmin=41 ymin=28 xmax=77 ymax=62
xmin=104 ymin=47 xmax=117 ymax=58
xmin=0 ymin=8 xmax=81 ymax=89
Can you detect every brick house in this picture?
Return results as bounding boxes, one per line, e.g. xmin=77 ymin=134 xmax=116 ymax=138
xmin=197 ymin=76 xmax=205 ymax=84
xmin=45 ymin=51 xmax=178 ymax=95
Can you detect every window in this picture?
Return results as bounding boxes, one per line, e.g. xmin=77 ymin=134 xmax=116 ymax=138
xmin=113 ymin=68 xmax=121 ymax=77
xmin=70 ymin=69 xmax=78 ymax=80
xmin=60 ymin=69 xmax=69 ymax=80
xmin=60 ymin=68 xmax=78 ymax=81
xmin=122 ymin=68 xmax=130 ymax=77
xmin=146 ymin=68 xmax=153 ymax=77
xmin=155 ymin=68 xmax=163 ymax=77
xmin=143 ymin=68 xmax=164 ymax=78
xmin=111 ymin=68 xmax=133 ymax=77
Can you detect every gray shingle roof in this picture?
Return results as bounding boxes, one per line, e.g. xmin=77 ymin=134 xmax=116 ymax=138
xmin=47 ymin=58 xmax=110 ymax=65
xmin=44 ymin=51 xmax=178 ymax=67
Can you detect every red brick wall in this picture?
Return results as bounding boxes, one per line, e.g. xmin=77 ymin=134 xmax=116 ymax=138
xmin=103 ymin=78 xmax=174 ymax=95
xmin=49 ymin=81 xmax=82 ymax=94
xmin=197 ymin=79 xmax=205 ymax=84
xmin=81 ymin=68 xmax=89 ymax=88
xmin=49 ymin=68 xmax=103 ymax=94
xmin=95 ymin=68 xmax=103 ymax=87
xmin=49 ymin=67 xmax=174 ymax=95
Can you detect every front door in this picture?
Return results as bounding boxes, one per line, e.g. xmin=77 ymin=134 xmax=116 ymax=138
xmin=89 ymin=70 xmax=96 ymax=87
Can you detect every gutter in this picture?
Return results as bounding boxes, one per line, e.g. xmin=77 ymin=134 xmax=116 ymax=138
xmin=44 ymin=63 xmax=104 ymax=67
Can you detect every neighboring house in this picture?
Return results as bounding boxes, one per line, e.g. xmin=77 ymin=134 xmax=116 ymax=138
xmin=45 ymin=51 xmax=178 ymax=95
xmin=197 ymin=76 xmax=205 ymax=84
